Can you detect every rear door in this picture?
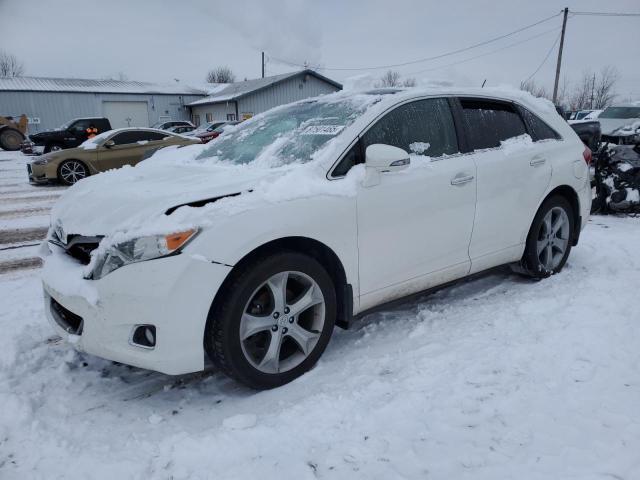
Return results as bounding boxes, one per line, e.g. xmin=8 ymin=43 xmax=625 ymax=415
xmin=353 ymin=98 xmax=477 ymax=309
xmin=457 ymin=97 xmax=553 ymax=272
xmin=96 ymin=130 xmax=151 ymax=171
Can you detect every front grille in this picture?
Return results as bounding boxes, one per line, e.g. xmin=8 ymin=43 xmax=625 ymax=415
xmin=50 ymin=298 xmax=84 ymax=335
xmin=66 ymin=240 xmax=100 ymax=264
xmin=50 ymin=233 xmax=102 ymax=265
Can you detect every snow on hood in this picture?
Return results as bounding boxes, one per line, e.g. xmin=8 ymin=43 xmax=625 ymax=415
xmin=49 ymin=141 xmax=364 ymax=244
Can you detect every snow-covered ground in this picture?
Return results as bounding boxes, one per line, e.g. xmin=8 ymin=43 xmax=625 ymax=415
xmin=1 ymin=149 xmax=639 ymax=479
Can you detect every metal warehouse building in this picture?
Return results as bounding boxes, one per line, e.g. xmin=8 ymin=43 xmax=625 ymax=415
xmin=188 ymin=70 xmax=342 ymax=125
xmin=0 ymin=76 xmax=207 ymax=132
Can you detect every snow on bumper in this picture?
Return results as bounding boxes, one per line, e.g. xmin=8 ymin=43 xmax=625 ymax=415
xmin=42 ymin=247 xmax=231 ymax=375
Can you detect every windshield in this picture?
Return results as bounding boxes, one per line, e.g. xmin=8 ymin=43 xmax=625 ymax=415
xmin=151 ymin=121 xmax=165 ymax=129
xmin=196 ymin=96 xmax=376 ymax=166
xmin=599 ymin=107 xmax=640 ymax=119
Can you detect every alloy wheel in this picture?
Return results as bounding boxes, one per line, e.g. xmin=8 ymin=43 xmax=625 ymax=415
xmin=240 ymin=270 xmax=325 ymax=374
xmin=59 ymin=161 xmax=87 ymax=184
xmin=536 ymin=206 xmax=570 ymax=271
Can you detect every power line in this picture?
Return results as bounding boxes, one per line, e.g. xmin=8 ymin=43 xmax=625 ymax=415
xmin=522 ymin=30 xmax=562 ymax=84
xmin=405 ymin=26 xmax=561 ymax=76
xmin=571 ymin=11 xmax=640 ymax=17
xmin=269 ymin=11 xmax=562 ymax=72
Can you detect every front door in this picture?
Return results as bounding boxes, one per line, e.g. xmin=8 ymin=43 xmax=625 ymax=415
xmin=96 ymin=130 xmax=149 ymax=171
xmin=353 ymin=98 xmax=477 ymax=310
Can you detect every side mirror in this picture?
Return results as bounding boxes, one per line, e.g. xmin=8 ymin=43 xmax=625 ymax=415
xmin=363 ymin=144 xmax=410 ymax=187
xmin=103 ymin=139 xmax=115 ymax=148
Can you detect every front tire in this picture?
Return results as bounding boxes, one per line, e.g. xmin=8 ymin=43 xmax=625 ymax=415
xmin=0 ymin=128 xmax=24 ymax=151
xmin=521 ymin=195 xmax=575 ymax=278
xmin=205 ymin=252 xmax=337 ymax=389
xmin=58 ymin=160 xmax=89 ymax=185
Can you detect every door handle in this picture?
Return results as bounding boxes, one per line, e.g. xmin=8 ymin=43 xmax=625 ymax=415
xmin=450 ymin=174 xmax=474 ymax=186
xmin=530 ymin=156 xmax=547 ymax=167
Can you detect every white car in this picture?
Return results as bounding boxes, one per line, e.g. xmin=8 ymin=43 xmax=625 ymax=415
xmin=42 ymin=88 xmax=592 ymax=389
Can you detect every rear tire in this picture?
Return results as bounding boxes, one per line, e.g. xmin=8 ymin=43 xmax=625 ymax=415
xmin=205 ymin=251 xmax=337 ymax=389
xmin=0 ymin=128 xmax=24 ymax=151
xmin=520 ymin=195 xmax=575 ymax=278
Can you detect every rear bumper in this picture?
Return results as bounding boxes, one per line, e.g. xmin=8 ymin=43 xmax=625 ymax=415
xmin=41 ymin=246 xmax=232 ymax=375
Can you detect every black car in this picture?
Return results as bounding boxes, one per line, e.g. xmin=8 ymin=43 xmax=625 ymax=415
xmin=21 ymin=117 xmax=112 ymax=154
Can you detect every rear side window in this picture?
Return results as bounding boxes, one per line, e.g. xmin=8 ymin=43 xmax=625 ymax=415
xmin=143 ymin=131 xmax=169 ymax=141
xmin=111 ymin=131 xmax=150 ymax=145
xmin=361 ymin=98 xmax=459 ymax=157
xmin=518 ymin=106 xmax=562 ymax=141
xmin=459 ymin=99 xmax=527 ymax=150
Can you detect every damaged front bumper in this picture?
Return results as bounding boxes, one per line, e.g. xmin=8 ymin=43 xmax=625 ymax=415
xmin=41 ymin=244 xmax=231 ymax=375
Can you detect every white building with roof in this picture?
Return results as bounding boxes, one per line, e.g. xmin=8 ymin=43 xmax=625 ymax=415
xmin=187 ymin=70 xmax=342 ymax=126
xmin=0 ymin=76 xmax=210 ymax=132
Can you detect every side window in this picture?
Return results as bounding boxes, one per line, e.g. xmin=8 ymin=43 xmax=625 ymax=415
xmin=518 ymin=106 xmax=562 ymax=141
xmin=142 ymin=131 xmax=168 ymax=141
xmin=110 ymin=131 xmax=148 ymax=145
xmin=361 ymin=98 xmax=459 ymax=157
xmin=459 ymin=99 xmax=527 ymax=150
xmin=70 ymin=119 xmax=91 ymax=132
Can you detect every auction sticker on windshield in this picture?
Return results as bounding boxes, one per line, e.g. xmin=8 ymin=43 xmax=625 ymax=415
xmin=300 ymin=125 xmax=345 ymax=135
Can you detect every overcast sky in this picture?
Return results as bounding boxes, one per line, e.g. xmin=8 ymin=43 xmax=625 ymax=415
xmin=1 ymin=0 xmax=638 ymax=101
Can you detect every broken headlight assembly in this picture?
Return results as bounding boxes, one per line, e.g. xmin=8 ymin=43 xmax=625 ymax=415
xmin=89 ymin=229 xmax=198 ymax=280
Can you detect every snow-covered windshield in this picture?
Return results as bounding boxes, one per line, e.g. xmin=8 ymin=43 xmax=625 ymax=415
xmin=196 ymin=96 xmax=377 ymax=167
xmin=599 ymin=107 xmax=640 ymax=119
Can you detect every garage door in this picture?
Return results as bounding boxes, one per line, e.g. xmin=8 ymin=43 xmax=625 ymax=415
xmin=102 ymin=101 xmax=149 ymax=128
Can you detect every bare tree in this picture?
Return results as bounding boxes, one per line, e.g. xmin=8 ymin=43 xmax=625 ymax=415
xmin=593 ymin=66 xmax=619 ymax=109
xmin=377 ymin=70 xmax=401 ymax=88
xmin=402 ymin=78 xmax=417 ymax=87
xmin=520 ymin=79 xmax=550 ymax=100
xmin=569 ymin=66 xmax=619 ymax=110
xmin=0 ymin=50 xmax=25 ymax=77
xmin=206 ymin=66 xmax=236 ymax=84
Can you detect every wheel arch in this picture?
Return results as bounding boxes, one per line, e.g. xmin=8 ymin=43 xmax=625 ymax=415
xmin=539 ymin=185 xmax=581 ymax=246
xmin=210 ymin=236 xmax=352 ymax=330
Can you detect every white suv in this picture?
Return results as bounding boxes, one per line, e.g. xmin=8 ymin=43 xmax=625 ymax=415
xmin=42 ymin=88 xmax=592 ymax=389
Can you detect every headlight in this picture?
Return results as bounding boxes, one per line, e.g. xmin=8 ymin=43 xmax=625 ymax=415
xmin=32 ymin=156 xmax=52 ymax=165
xmin=90 ymin=229 xmax=197 ymax=280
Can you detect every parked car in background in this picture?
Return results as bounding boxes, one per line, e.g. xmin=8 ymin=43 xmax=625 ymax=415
xmin=28 ymin=128 xmax=200 ymax=185
xmin=184 ymin=121 xmax=226 ymax=137
xmin=21 ymin=117 xmax=112 ymax=154
xmin=196 ymin=121 xmax=239 ymax=143
xmin=568 ymin=110 xmax=597 ymax=121
xmin=583 ymin=109 xmax=603 ymax=120
xmin=569 ymin=119 xmax=601 ymax=152
xmin=166 ymin=125 xmax=196 ymax=134
xmin=42 ymin=89 xmax=591 ymax=389
xmin=151 ymin=120 xmax=194 ymax=131
xmin=598 ymin=105 xmax=640 ymax=145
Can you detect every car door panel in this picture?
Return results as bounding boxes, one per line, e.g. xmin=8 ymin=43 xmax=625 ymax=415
xmin=353 ymin=98 xmax=477 ymax=308
xmin=456 ymin=98 xmax=553 ymax=273
xmin=357 ymin=155 xmax=476 ymax=308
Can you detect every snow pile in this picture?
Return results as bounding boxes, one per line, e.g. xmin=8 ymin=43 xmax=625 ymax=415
xmin=1 ymin=216 xmax=640 ymax=478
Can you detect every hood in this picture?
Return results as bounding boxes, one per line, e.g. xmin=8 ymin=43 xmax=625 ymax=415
xmin=50 ymin=160 xmax=280 ymax=237
xmin=599 ymin=118 xmax=639 ymax=135
xmin=30 ymin=129 xmax=64 ymax=139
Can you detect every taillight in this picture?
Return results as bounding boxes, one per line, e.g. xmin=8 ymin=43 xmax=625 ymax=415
xmin=583 ymin=146 xmax=592 ymax=165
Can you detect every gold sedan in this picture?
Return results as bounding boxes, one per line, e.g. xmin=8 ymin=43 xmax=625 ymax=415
xmin=27 ymin=128 xmax=201 ymax=185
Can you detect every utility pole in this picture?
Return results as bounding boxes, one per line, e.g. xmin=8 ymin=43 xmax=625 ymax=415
xmin=261 ymin=51 xmax=265 ymax=78
xmin=552 ymin=7 xmax=569 ymax=105
xmin=589 ymin=73 xmax=596 ymax=109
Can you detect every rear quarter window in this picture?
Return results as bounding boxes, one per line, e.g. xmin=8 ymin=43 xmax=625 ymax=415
xmin=518 ymin=106 xmax=562 ymax=141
